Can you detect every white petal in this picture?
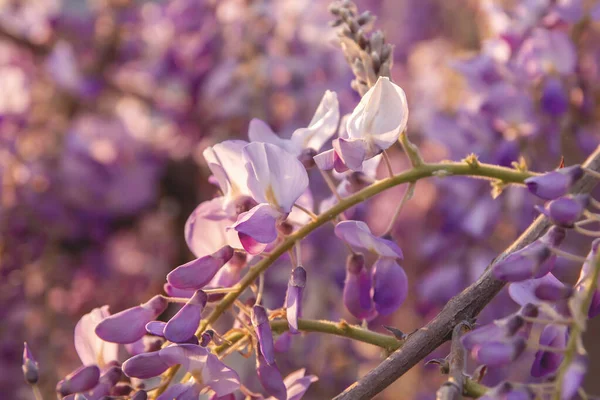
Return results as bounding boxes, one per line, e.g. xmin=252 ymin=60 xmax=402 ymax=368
xmin=346 ymin=77 xmax=408 ymax=151
xmin=243 ymin=142 xmax=309 ymax=213
xmin=291 ymin=90 xmax=340 ymax=151
xmin=203 ymin=140 xmax=251 ymax=203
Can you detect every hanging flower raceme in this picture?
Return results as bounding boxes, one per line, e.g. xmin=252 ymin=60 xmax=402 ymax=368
xmin=248 ymin=90 xmax=340 ymax=160
xmin=122 ymin=344 xmax=240 ymax=397
xmin=524 ymin=165 xmax=583 ymax=200
xmin=230 ymin=142 xmax=309 ymax=254
xmin=95 ymin=295 xmax=169 ymax=344
xmin=493 ymin=226 xmax=566 ymax=282
xmin=314 ymin=77 xmax=408 ymax=172
xmin=285 ymin=266 xmax=307 ymax=334
xmin=335 ymin=220 xmax=407 ymax=318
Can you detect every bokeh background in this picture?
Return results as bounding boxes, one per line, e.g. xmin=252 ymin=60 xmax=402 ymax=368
xmin=1 ymin=0 xmax=600 ymax=399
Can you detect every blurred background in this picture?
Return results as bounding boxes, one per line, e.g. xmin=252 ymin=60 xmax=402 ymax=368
xmin=1 ymin=0 xmax=599 ymax=399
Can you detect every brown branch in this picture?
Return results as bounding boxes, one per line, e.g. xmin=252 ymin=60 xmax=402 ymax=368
xmin=333 ymin=145 xmax=600 ymax=400
xmin=436 ymin=321 xmax=471 ymax=400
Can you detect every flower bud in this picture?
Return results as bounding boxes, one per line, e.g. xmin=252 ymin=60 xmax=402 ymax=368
xmin=95 ymin=295 xmax=169 ymax=344
xmin=145 ymin=321 xmax=167 ymax=337
xmin=56 ymin=365 xmax=101 ymax=396
xmin=252 ymin=305 xmax=276 ymax=365
xmin=285 ymin=266 xmax=307 ymax=333
xmin=531 ymin=325 xmax=567 ymax=378
xmin=525 ymin=165 xmax=583 ymax=200
xmin=472 ymin=337 xmax=526 ymax=367
xmin=493 ymin=227 xmax=565 ymax=281
xmin=122 ymin=351 xmax=170 ymax=379
xmin=538 ymin=194 xmax=588 ymax=227
xmin=164 ymin=290 xmax=208 ymax=343
xmin=371 ymin=257 xmax=408 ymax=315
xmin=167 ymin=246 xmax=234 ymax=290
xmin=200 ymin=330 xmax=214 ymax=347
xmin=22 ymin=342 xmax=39 ymax=385
xmin=534 ymin=282 xmax=574 ymax=301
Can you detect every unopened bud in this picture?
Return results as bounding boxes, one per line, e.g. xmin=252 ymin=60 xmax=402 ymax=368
xmin=22 ymin=342 xmax=39 ymax=385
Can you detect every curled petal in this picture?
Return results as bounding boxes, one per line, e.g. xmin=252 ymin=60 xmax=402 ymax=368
xmin=256 ymin=355 xmax=287 ymax=400
xmin=95 ymin=296 xmax=169 ymax=344
xmin=285 ymin=267 xmax=306 ymax=333
xmin=146 ymin=321 xmax=167 ymax=337
xmin=203 ymin=140 xmax=251 ymax=203
xmin=230 ymin=204 xmax=281 ymax=254
xmin=333 ymin=138 xmax=367 ymax=172
xmin=249 ymin=119 xmax=294 ymax=152
xmin=291 ymin=90 xmax=340 ymax=152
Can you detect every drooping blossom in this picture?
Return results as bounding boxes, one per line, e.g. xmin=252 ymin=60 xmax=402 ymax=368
xmin=531 ymin=324 xmax=567 ymax=377
xmin=343 ymin=253 xmax=376 ymax=320
xmin=371 ymin=257 xmax=408 ymax=315
xmin=167 ymin=246 xmax=234 ymax=290
xmin=56 ymin=365 xmax=101 ymax=396
xmin=256 ymin=353 xmax=287 ymax=400
xmin=524 ymin=165 xmax=583 ymax=200
xmin=334 ymin=220 xmax=403 ymax=258
xmin=163 ymin=290 xmax=208 ymax=343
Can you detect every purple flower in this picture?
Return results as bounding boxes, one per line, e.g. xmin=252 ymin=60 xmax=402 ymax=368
xmin=343 ymin=253 xmax=376 ymax=320
xmin=541 ymin=78 xmax=569 ymax=116
xmin=81 ymin=365 xmax=122 ymax=400
xmin=230 ymin=204 xmax=281 ymax=255
xmin=509 ymin=272 xmax=566 ymax=306
xmin=493 ymin=227 xmax=565 ymax=281
xmin=56 ymin=365 xmax=101 ymax=396
xmin=371 ymin=257 xmax=408 ymax=315
xmin=561 ymin=354 xmax=588 ymax=400
xmin=267 ymin=368 xmax=318 ymax=400
xmin=167 ymin=246 xmax=234 ymax=290
xmin=334 ymin=220 xmax=403 ymax=258
xmin=22 ymin=342 xmax=38 ymax=385
xmin=524 ymin=165 xmax=583 ymax=200
xmin=164 ymin=290 xmax=208 ymax=343
xmin=256 ymin=354 xmax=287 ymax=400
xmin=156 ymin=382 xmax=201 ymax=400
xmin=285 ymin=266 xmax=306 ymax=334
xmin=515 ymin=28 xmax=576 ymax=78
xmin=95 ymin=295 xmax=169 ymax=344
xmin=74 ymin=306 xmax=119 ymax=367
xmin=123 ymin=344 xmax=240 ymax=397
xmin=146 ymin=321 xmax=167 ymax=337
xmin=531 ymin=324 xmax=567 ymax=377
xmin=472 ymin=337 xmax=526 ymax=367
xmin=462 ymin=310 xmax=527 ymax=351
xmin=536 ymin=195 xmax=588 ymax=227
xmin=252 ymin=305 xmax=276 ymax=365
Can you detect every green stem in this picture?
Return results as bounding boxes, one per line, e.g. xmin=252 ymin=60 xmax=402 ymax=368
xmin=212 ymin=318 xmax=402 ymax=355
xmin=553 ymin=251 xmax=600 ymax=400
xmin=197 ymin=161 xmax=533 ymax=335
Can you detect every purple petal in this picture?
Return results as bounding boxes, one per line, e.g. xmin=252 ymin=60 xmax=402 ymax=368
xmin=56 ymin=365 xmax=101 ymax=396
xmin=285 ymin=267 xmax=306 ymax=333
xmin=343 ymin=254 xmax=376 ymax=320
xmin=524 ymin=165 xmax=583 ymax=200
xmin=371 ymin=257 xmax=408 ymax=315
xmin=156 ymin=383 xmax=201 ymax=400
xmin=334 ymin=220 xmax=403 ymax=258
xmin=531 ymin=325 xmax=567 ymax=377
xmin=122 ymin=351 xmax=170 ymax=379
xmin=252 ymin=305 xmax=276 ymax=365
xmin=472 ymin=338 xmax=526 ymax=367
xmin=274 ymin=331 xmax=292 ymax=353
xmin=164 ymin=290 xmax=208 ymax=343
xmin=146 ymin=321 xmax=167 ymax=337
xmin=256 ymin=355 xmax=287 ymax=400
xmin=95 ymin=295 xmax=169 ymax=344
xmin=204 ymin=352 xmax=241 ymax=396
xmin=231 ymin=204 xmax=280 ymax=253
xmin=313 ymin=149 xmax=336 ymax=171
xmin=164 ymin=283 xmax=195 ymax=298
xmin=167 ymin=246 xmax=234 ymax=290
xmin=333 ymin=138 xmax=367 ymax=171
xmin=509 ymin=272 xmax=564 ymax=306
xmin=561 ymin=354 xmax=588 ymax=400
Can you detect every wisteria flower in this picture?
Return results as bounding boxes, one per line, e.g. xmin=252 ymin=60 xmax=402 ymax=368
xmin=74 ymin=306 xmax=119 ymax=368
xmin=334 ymin=220 xmax=403 ymax=258
xmin=315 ymin=77 xmax=408 ymax=172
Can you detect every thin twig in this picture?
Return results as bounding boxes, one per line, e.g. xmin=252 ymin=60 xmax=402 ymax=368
xmin=293 ymin=203 xmax=318 ymax=221
xmin=436 ymin=321 xmax=471 ymax=400
xmin=381 ymin=182 xmax=415 ymax=237
xmin=333 ymin=146 xmax=600 ymax=400
xmin=382 ymin=150 xmax=395 ymax=178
